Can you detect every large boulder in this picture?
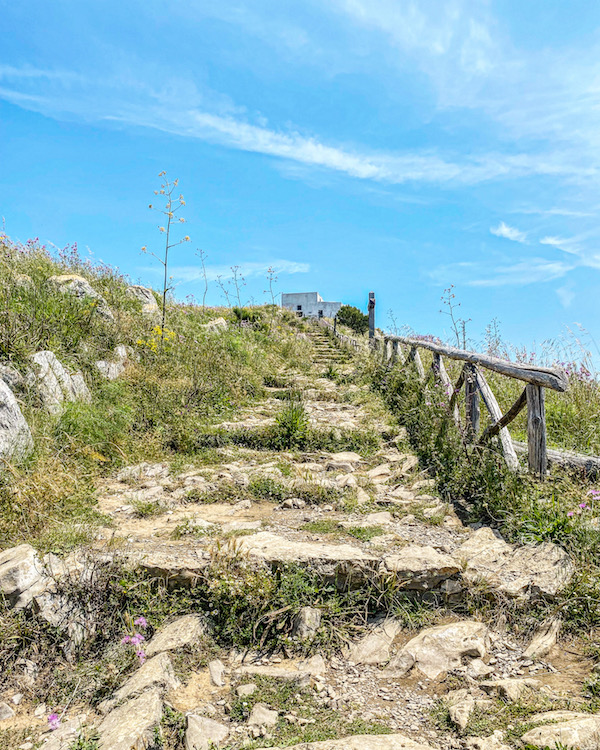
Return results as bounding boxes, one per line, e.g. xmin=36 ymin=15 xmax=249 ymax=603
xmin=457 ymin=527 xmax=573 ymax=599
xmin=0 ymin=544 xmax=47 ymax=608
xmin=385 ymin=621 xmax=489 ymax=679
xmin=0 ymin=380 xmax=33 ymax=459
xmin=126 ymin=285 xmax=160 ymax=320
xmin=28 ymin=351 xmax=91 ymax=414
xmin=48 ymin=274 xmax=114 ymax=321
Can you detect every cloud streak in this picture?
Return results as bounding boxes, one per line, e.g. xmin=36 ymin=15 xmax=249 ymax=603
xmin=0 ymin=65 xmax=596 ymax=189
xmin=141 ymin=259 xmax=310 ymax=284
xmin=490 ymin=221 xmax=527 ymax=243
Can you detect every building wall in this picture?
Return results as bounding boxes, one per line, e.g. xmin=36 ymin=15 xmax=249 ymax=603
xmin=281 ymin=292 xmax=342 ymax=319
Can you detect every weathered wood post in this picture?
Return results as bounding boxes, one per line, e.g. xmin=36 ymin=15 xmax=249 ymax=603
xmin=368 ymin=291 xmax=375 ymax=339
xmin=465 ymin=364 xmax=480 ymax=440
xmin=526 ymin=384 xmax=547 ymax=477
xmin=333 ymin=315 xmax=337 ymax=336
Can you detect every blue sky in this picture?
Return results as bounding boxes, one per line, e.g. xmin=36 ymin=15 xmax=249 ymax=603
xmin=2 ymin=0 xmax=600 ymax=359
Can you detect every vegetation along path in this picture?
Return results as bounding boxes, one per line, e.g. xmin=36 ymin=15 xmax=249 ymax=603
xmin=1 ymin=241 xmax=600 ymax=749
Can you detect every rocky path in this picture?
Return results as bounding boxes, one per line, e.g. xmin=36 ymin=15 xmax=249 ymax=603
xmin=0 ymin=326 xmax=596 ymax=750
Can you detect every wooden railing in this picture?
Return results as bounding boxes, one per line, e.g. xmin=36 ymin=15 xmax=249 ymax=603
xmin=318 ymin=317 xmax=600 ymax=478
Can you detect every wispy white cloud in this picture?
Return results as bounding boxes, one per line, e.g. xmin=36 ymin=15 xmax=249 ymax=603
xmin=490 ymin=221 xmax=527 ymax=243
xmin=141 ymin=259 xmax=310 ymax=284
xmin=0 ymin=64 xmax=595 ymax=189
xmin=468 ymin=259 xmax=573 ymax=287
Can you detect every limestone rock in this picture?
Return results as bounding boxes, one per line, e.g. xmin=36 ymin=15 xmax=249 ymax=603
xmin=126 ymin=285 xmax=160 ymax=319
xmin=28 ymin=351 xmax=90 ymax=414
xmin=185 ymin=715 xmax=230 ymax=750
xmin=521 ymin=714 xmax=600 ymax=750
xmin=382 ymin=545 xmax=459 ymax=590
xmin=209 ymin=659 xmax=226 ymax=687
xmin=458 ymin=527 xmax=573 ymax=599
xmin=480 ymin=678 xmax=541 ymax=702
xmin=466 ymin=730 xmax=513 ymax=750
xmin=0 ymin=701 xmax=14 ymax=720
xmin=99 ymin=652 xmax=180 ymax=713
xmin=524 ymin=617 xmax=561 ymax=659
xmin=96 ymin=344 xmax=134 ymax=381
xmin=248 ymin=703 xmax=278 ymax=727
xmin=234 ymin=532 xmax=379 ymax=587
xmin=262 ymin=735 xmax=437 ymax=749
xmin=136 ymin=548 xmax=209 ymax=587
xmin=33 ymin=587 xmax=95 ymax=651
xmin=329 ymin=451 xmax=362 ymax=465
xmin=202 ymin=317 xmax=228 ymax=332
xmin=448 ymin=696 xmax=475 ymax=731
xmin=0 ymin=379 xmax=33 ymax=459
xmin=97 ymin=688 xmax=162 ymax=749
xmin=48 ymin=274 xmax=114 ymax=321
xmin=385 ymin=621 xmax=489 ymax=679
xmin=0 ymin=544 xmax=47 ymax=608
xmin=346 ymin=618 xmax=401 ymax=666
xmin=292 ymin=607 xmax=322 ymax=640
xmin=236 ymin=684 xmax=257 ymax=697
xmin=145 ymin=614 xmax=209 ymax=657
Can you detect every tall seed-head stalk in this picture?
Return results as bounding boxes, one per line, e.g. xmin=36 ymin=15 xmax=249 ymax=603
xmin=142 ymin=171 xmax=190 ymax=345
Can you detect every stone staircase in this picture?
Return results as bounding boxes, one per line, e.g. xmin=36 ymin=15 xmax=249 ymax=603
xmin=307 ymin=325 xmax=354 ymax=370
xmin=0 ymin=339 xmax=590 ymax=750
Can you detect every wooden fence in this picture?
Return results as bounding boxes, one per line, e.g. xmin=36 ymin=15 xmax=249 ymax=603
xmin=318 ymin=317 xmax=600 ymax=478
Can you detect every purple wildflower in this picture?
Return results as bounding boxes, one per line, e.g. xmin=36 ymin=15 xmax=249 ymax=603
xmin=579 ymin=502 xmax=588 ymax=510
xmin=130 ymin=633 xmax=145 ymax=646
xmin=121 ymin=635 xmax=131 ymax=645
xmin=134 ymin=616 xmax=148 ymax=629
xmin=567 ymin=511 xmax=575 ymax=517
xmin=48 ymin=713 xmax=61 ymax=730
xmin=136 ymin=650 xmax=146 ymax=665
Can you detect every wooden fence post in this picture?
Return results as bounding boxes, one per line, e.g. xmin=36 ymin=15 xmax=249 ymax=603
xmin=526 ymin=384 xmax=547 ymax=477
xmin=465 ymin=364 xmax=480 ymax=439
xmin=368 ymin=292 xmax=375 ymax=339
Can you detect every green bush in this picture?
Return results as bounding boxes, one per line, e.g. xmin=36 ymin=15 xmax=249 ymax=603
xmin=336 ymin=304 xmax=369 ymax=335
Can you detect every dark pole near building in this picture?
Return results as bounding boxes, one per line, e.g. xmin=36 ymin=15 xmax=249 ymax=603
xmin=368 ymin=291 xmax=375 ymax=339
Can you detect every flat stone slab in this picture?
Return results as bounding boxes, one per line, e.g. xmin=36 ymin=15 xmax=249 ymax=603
xmin=382 ymin=545 xmax=459 ymax=590
xmin=457 ymin=527 xmax=573 ymax=599
xmin=234 ymin=532 xmax=379 ymax=584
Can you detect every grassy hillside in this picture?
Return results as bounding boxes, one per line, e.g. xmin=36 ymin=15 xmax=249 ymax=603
xmin=0 ymin=235 xmax=315 ymax=548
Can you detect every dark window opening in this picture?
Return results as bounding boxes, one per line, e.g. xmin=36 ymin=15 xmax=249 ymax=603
xmin=296 ymin=305 xmax=302 ymax=311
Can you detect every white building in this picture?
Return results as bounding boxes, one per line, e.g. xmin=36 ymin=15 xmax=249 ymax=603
xmin=281 ymin=292 xmax=342 ymax=319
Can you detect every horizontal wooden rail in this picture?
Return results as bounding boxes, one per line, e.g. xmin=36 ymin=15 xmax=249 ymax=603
xmin=317 ymin=315 xmax=600 ymax=479
xmin=385 ymin=336 xmax=568 ymax=392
